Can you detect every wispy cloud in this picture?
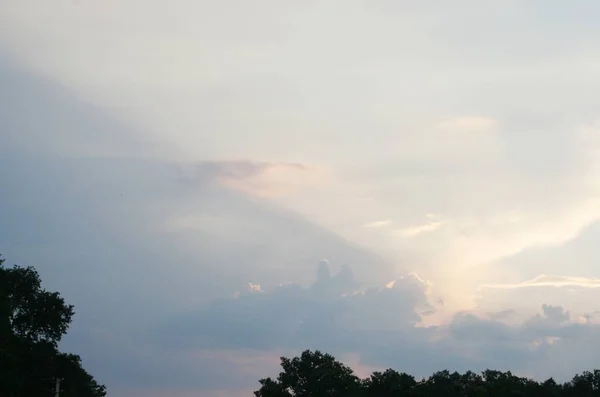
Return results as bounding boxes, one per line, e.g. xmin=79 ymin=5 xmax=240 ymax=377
xmin=480 ymin=275 xmax=600 ymax=290
xmin=182 ymin=160 xmax=328 ymax=198
xmin=363 ymin=219 xmax=392 ymax=228
xmin=396 ymin=221 xmax=445 ymax=238
xmin=438 ymin=116 xmax=498 ymax=132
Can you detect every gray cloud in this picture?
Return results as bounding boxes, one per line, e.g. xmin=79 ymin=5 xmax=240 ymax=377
xmin=187 ymin=160 xmax=306 ymax=180
xmin=3 ymin=4 xmax=600 ymax=395
xmin=149 ymin=263 xmax=600 ymax=384
xmin=3 ymin=148 xmax=600 ymax=395
xmin=496 ymin=221 xmax=600 ymax=279
xmin=0 ymin=55 xmax=397 ymax=394
xmin=0 ymin=54 xmax=169 ymax=159
xmin=157 ymin=263 xmax=432 ymax=353
xmin=1 ymin=153 xmax=397 ymax=391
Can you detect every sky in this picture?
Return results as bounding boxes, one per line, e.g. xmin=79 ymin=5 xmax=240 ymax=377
xmin=2 ymin=0 xmax=600 ymax=395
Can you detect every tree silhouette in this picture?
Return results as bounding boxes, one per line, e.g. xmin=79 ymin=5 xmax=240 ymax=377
xmin=254 ymin=350 xmax=363 ymax=397
xmin=364 ymin=368 xmax=416 ymax=397
xmin=254 ymin=350 xmax=600 ymax=397
xmin=0 ymin=255 xmax=105 ymax=397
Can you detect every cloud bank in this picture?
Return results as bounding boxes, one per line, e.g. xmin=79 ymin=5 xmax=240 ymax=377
xmin=3 ymin=1 xmax=600 ymax=396
xmin=122 ymin=261 xmax=600 ymax=396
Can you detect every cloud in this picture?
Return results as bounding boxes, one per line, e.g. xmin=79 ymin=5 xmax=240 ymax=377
xmin=4 ymin=2 xmax=600 ymax=396
xmin=0 ymin=153 xmax=396 ymax=394
xmin=480 ymin=275 xmax=600 ymax=290
xmin=0 ymin=54 xmax=398 ymax=396
xmin=396 ymin=221 xmax=445 ymax=238
xmin=157 ymin=260 xmax=431 ymax=351
xmin=0 ymin=54 xmax=169 ymax=159
xmin=5 ymin=60 xmax=596 ymax=393
xmin=148 ymin=264 xmax=600 ymax=388
xmin=473 ymin=276 xmax=600 ymax=323
xmin=438 ymin=116 xmax=498 ymax=131
xmin=185 ymin=160 xmax=327 ymax=198
xmin=364 ymin=219 xmax=392 ymax=228
xmin=492 ymin=220 xmax=600 ymax=281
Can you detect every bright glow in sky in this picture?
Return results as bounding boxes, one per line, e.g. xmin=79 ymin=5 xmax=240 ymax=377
xmin=2 ymin=1 xmax=600 ymax=396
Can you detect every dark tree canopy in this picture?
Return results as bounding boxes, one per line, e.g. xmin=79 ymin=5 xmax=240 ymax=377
xmin=0 ymin=255 xmax=105 ymax=397
xmin=254 ymin=350 xmax=362 ymax=397
xmin=255 ymin=350 xmax=600 ymax=397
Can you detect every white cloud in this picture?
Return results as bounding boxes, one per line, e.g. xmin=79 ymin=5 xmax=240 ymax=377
xmin=480 ymin=275 xmax=600 ymax=290
xmin=205 ymin=160 xmax=330 ymax=198
xmin=396 ymin=221 xmax=445 ymax=238
xmin=473 ymin=273 xmax=600 ymax=324
xmin=246 ymin=283 xmax=262 ymax=293
xmin=4 ymin=1 xmax=600 ymax=395
xmin=438 ymin=116 xmax=498 ymax=131
xmin=363 ymin=219 xmax=392 ymax=228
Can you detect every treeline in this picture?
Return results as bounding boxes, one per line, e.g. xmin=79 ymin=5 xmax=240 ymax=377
xmin=254 ymin=350 xmax=600 ymax=397
xmin=0 ymin=256 xmax=105 ymax=397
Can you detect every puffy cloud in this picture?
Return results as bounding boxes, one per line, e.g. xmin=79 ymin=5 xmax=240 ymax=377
xmin=149 ymin=263 xmax=600 ymax=386
xmin=157 ymin=261 xmax=427 ymax=351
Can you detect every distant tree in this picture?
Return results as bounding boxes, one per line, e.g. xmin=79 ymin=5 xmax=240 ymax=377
xmin=363 ymin=368 xmax=416 ymax=397
xmin=565 ymin=370 xmax=600 ymax=397
xmin=254 ymin=350 xmax=600 ymax=397
xmin=539 ymin=378 xmax=563 ymax=397
xmin=0 ymin=255 xmax=105 ymax=397
xmin=254 ymin=350 xmax=363 ymax=397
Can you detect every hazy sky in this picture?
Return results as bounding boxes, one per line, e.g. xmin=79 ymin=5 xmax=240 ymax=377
xmin=2 ymin=1 xmax=600 ymax=396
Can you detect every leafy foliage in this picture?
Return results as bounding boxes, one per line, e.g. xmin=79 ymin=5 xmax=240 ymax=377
xmin=254 ymin=350 xmax=363 ymax=397
xmin=255 ymin=350 xmax=600 ymax=397
xmin=0 ymin=255 xmax=105 ymax=397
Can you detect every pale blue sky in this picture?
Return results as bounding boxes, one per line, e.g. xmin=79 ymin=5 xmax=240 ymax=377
xmin=2 ymin=1 xmax=600 ymax=396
